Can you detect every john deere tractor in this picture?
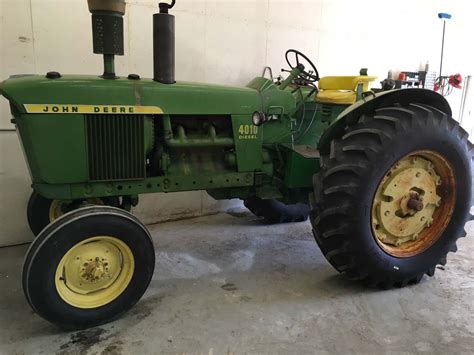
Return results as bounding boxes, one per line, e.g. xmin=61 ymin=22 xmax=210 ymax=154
xmin=1 ymin=0 xmax=472 ymax=329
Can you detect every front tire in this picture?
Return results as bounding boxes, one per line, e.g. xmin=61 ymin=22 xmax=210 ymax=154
xmin=311 ymin=103 xmax=472 ymax=288
xmin=23 ymin=206 xmax=155 ymax=329
xmin=27 ymin=192 xmax=120 ymax=236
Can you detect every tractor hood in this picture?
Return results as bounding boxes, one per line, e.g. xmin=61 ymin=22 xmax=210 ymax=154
xmin=0 ymin=75 xmax=262 ymax=116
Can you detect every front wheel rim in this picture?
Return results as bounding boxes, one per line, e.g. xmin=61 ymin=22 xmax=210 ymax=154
xmin=55 ymin=236 xmax=135 ymax=309
xmin=49 ymin=198 xmax=105 ymax=222
xmin=371 ymin=150 xmax=456 ymax=257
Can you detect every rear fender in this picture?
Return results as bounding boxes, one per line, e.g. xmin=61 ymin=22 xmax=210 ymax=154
xmin=318 ymin=89 xmax=452 ymax=155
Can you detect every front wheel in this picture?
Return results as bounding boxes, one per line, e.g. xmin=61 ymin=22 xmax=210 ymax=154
xmin=311 ymin=103 xmax=472 ymax=288
xmin=27 ymin=192 xmax=120 ymax=236
xmin=23 ymin=206 xmax=155 ymax=329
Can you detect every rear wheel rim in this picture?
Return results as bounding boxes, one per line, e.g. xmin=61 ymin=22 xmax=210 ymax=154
xmin=55 ymin=236 xmax=135 ymax=309
xmin=371 ymin=150 xmax=456 ymax=257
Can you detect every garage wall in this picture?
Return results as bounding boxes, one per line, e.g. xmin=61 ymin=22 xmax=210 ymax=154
xmin=1 ymin=0 xmax=473 ymax=246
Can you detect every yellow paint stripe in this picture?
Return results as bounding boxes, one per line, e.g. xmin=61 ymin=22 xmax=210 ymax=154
xmin=24 ymin=104 xmax=163 ymax=114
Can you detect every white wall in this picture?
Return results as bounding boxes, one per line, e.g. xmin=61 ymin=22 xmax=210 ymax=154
xmin=1 ymin=0 xmax=473 ymax=245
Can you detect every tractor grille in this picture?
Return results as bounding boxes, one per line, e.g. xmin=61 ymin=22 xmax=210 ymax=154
xmin=86 ymin=114 xmax=145 ymax=181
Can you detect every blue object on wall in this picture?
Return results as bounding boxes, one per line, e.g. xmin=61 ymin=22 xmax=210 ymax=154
xmin=438 ymin=13 xmax=452 ymax=20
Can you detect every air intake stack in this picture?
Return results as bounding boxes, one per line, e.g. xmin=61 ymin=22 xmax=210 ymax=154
xmin=87 ymin=0 xmax=126 ymax=79
xmin=154 ymin=1 xmax=176 ymax=84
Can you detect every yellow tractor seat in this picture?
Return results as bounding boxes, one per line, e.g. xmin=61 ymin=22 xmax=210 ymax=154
xmin=316 ymin=76 xmax=377 ymax=105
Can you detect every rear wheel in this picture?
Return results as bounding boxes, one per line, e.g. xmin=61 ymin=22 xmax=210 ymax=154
xmin=23 ymin=206 xmax=155 ymax=329
xmin=27 ymin=192 xmax=120 ymax=236
xmin=311 ymin=103 xmax=472 ymax=287
xmin=244 ymin=196 xmax=309 ymax=224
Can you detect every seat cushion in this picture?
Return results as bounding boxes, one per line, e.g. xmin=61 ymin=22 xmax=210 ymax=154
xmin=316 ymin=90 xmax=357 ymax=105
xmin=319 ymin=76 xmax=378 ymax=91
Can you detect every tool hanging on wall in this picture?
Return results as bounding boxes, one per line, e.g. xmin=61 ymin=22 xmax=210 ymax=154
xmin=434 ymin=73 xmax=463 ymax=96
xmin=434 ymin=12 xmax=457 ymax=96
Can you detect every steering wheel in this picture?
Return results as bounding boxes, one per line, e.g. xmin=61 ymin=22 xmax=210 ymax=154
xmin=285 ymin=49 xmax=319 ymax=83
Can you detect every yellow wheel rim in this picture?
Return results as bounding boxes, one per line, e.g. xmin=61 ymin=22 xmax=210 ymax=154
xmin=49 ymin=200 xmax=65 ymax=221
xmin=49 ymin=198 xmax=105 ymax=222
xmin=55 ymin=236 xmax=135 ymax=309
xmin=371 ymin=150 xmax=456 ymax=257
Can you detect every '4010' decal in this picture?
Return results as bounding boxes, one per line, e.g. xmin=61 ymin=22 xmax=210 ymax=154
xmin=238 ymin=124 xmax=258 ymax=140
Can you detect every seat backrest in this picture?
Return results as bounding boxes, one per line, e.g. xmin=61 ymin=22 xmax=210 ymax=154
xmin=319 ymin=76 xmax=377 ymax=92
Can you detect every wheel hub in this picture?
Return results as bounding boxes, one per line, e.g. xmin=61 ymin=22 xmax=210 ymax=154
xmin=81 ymin=257 xmax=110 ymax=282
xmin=55 ymin=236 xmax=134 ymax=308
xmin=372 ymin=154 xmax=446 ymax=249
xmin=400 ymin=191 xmax=424 ymax=215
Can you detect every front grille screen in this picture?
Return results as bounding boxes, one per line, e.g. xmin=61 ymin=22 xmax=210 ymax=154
xmin=86 ymin=114 xmax=145 ymax=181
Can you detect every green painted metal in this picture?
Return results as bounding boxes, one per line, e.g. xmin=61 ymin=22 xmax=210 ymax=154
xmin=103 ymin=54 xmax=116 ymax=76
xmin=15 ymin=113 xmax=88 ymax=183
xmin=34 ymin=171 xmax=255 ymax=200
xmin=278 ymin=67 xmax=301 ymax=91
xmin=231 ymin=115 xmax=263 ymax=172
xmin=246 ymin=77 xmax=296 ymax=116
xmin=281 ymin=146 xmax=319 ymax=188
xmin=162 ymin=115 xmax=234 ymax=147
xmin=1 ymin=75 xmax=262 ymax=115
xmin=0 ymin=66 xmax=370 ymax=206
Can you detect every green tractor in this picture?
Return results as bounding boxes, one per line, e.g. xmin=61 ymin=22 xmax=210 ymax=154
xmin=1 ymin=0 xmax=472 ymax=329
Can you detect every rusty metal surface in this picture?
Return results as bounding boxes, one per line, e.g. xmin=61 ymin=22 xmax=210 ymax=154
xmin=407 ymin=193 xmax=424 ymax=211
xmin=371 ymin=151 xmax=456 ymax=257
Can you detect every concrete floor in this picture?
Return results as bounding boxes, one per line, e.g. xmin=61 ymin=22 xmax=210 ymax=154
xmin=0 ymin=209 xmax=473 ymax=354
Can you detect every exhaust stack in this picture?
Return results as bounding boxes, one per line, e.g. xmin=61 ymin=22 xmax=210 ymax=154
xmin=154 ymin=1 xmax=176 ymax=84
xmin=87 ymin=0 xmax=126 ymax=79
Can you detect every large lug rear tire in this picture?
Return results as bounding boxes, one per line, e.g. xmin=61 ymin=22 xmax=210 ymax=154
xmin=311 ymin=103 xmax=473 ymax=288
xmin=27 ymin=192 xmax=120 ymax=236
xmin=23 ymin=206 xmax=155 ymax=330
xmin=244 ymin=196 xmax=310 ymax=224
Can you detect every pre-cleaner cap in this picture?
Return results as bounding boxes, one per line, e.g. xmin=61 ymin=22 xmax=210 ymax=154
xmin=87 ymin=0 xmax=126 ymax=15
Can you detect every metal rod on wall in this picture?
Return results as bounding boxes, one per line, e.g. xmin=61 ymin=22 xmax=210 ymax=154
xmin=439 ymin=20 xmax=446 ymax=79
xmin=459 ymin=75 xmax=472 ymax=125
xmin=437 ymin=13 xmax=452 ymax=81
